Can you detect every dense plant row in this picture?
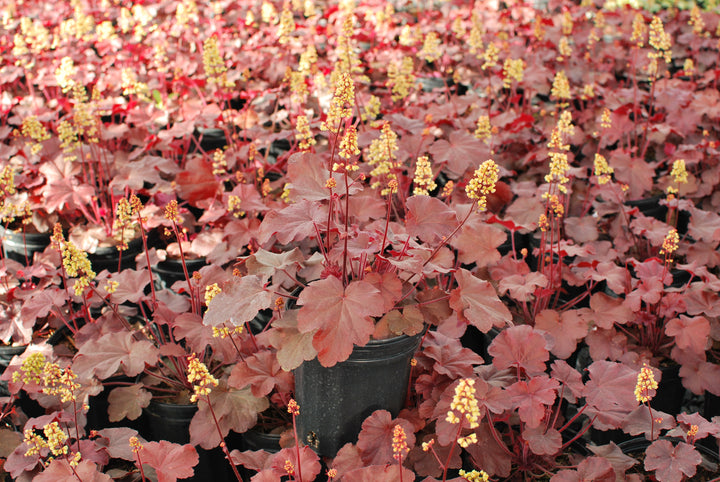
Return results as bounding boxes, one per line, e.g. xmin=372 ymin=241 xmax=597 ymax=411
xmin=1 ymin=0 xmax=720 ymax=480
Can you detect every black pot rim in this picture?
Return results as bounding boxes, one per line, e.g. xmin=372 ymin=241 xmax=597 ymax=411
xmin=145 ymin=399 xmax=198 ymax=417
xmin=0 ymin=343 xmax=28 ymax=354
xmin=0 ymin=226 xmax=52 ymax=240
xmin=344 ymin=329 xmax=425 ymax=362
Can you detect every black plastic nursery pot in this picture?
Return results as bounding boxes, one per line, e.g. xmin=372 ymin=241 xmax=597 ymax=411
xmin=238 ymin=429 xmax=281 ymax=481
xmin=294 ymin=332 xmax=423 ymax=458
xmin=153 ymin=256 xmax=207 ymax=289
xmin=87 ymin=237 xmax=143 ymax=274
xmin=240 ymin=428 xmax=281 ymax=453
xmin=0 ymin=227 xmax=51 ymax=266
xmin=624 ymin=195 xmax=690 ymax=234
xmin=143 ymin=400 xmax=198 ymax=444
xmin=0 ymin=343 xmax=27 ymax=369
xmin=142 ymin=400 xmax=235 ymax=482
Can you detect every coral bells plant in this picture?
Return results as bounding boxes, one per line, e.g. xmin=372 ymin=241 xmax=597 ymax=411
xmin=5 ymin=0 xmax=720 ymax=481
xmin=2 ymin=351 xmax=199 ymax=481
xmin=203 ymin=88 xmax=511 ymax=368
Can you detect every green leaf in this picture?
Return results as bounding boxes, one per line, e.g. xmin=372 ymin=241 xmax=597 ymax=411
xmin=152 ymin=89 xmax=163 ymax=108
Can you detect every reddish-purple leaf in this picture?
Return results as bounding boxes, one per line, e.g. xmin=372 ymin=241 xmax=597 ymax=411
xmin=246 ymin=247 xmax=305 ymax=284
xmin=428 ymin=130 xmax=489 ymax=176
xmin=20 ymin=288 xmax=68 ymax=324
xmin=229 ymin=449 xmax=272 ymax=472
xmin=588 ymin=262 xmax=630 ymax=295
xmin=266 ymin=310 xmax=318 ymax=371
xmin=364 ymin=271 xmax=403 ymax=313
xmin=523 ymin=426 xmax=562 ymax=456
xmin=382 ymin=306 xmax=425 ymax=337
xmin=172 ymin=312 xmax=230 ymax=360
xmin=157 ymin=120 xmax=195 ymax=140
xmin=588 ymin=442 xmax=638 ymax=479
xmin=433 ymin=376 xmax=504 ymax=445
xmin=449 ymin=269 xmax=511 ymax=333
xmin=77 ymin=438 xmax=110 ymax=466
xmin=550 ymin=360 xmax=585 ymax=403
xmin=39 ymin=157 xmax=95 ymax=213
xmin=665 ymin=315 xmax=710 ymax=355
xmin=611 ymin=153 xmax=654 ymax=199
xmin=464 ymin=423 xmax=512 ymax=478
xmin=585 ymin=327 xmax=627 ymax=362
xmin=227 ymin=350 xmax=294 ymax=398
xmin=672 ymin=412 xmax=720 ymax=441
xmin=683 ymin=283 xmax=720 ymax=317
xmin=676 ymin=350 xmax=720 ymax=396
xmin=688 ymin=206 xmax=720 ymax=242
xmin=453 ymin=220 xmax=506 ymax=267
xmin=564 ymin=215 xmax=599 ymax=243
xmin=4 ymin=443 xmax=40 ymax=478
xmin=73 ymin=332 xmax=159 ymax=379
xmin=248 ymin=470 xmax=282 ymax=481
xmin=587 ymin=292 xmax=634 ymax=329
xmin=189 ymin=385 xmax=269 ymax=449
xmin=535 ymin=309 xmax=589 ymax=360
xmin=405 ymin=195 xmax=457 ymax=243
xmin=0 ymin=428 xmax=21 ymax=458
xmin=266 ymin=447 xmax=321 ymax=482
xmin=174 ymin=157 xmax=219 ymax=206
xmin=286 ymin=151 xmax=355 ymax=201
xmin=644 ymin=440 xmax=701 ymax=482
xmin=297 ymin=277 xmax=385 ymax=367
xmin=96 ymin=428 xmax=145 ymax=461
xmin=550 ymin=457 xmax=615 ymax=482
xmin=203 ymin=275 xmax=273 ymax=327
xmin=330 ymin=443 xmax=364 ymax=479
xmin=105 ymin=269 xmax=150 ymax=304
xmin=407 ymin=434 xmax=461 ymax=478
xmin=342 ymin=464 xmax=416 ymax=482
xmin=34 ymin=459 xmax=111 ymax=482
xmin=422 ymin=331 xmax=484 ymax=378
xmin=498 ymin=272 xmax=548 ymax=302
xmin=622 ymin=405 xmax=676 ymax=439
xmin=489 ymin=325 xmax=549 ymax=376
xmin=139 ymin=441 xmax=199 ymax=482
xmin=584 ymin=361 xmax=638 ymax=430
xmin=258 ymin=199 xmax=328 ymax=245
xmin=506 ymin=375 xmax=559 ymax=428
xmin=356 ymin=410 xmax=415 ymax=465
xmin=630 ymin=214 xmax=672 ymax=246
xmin=107 ymin=384 xmax=152 ymax=422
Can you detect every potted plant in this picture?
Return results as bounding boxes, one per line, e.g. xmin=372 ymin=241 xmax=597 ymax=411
xmin=202 ymin=53 xmax=515 ymax=457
